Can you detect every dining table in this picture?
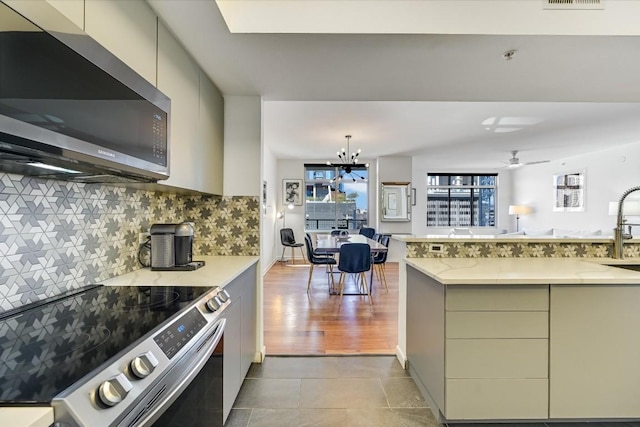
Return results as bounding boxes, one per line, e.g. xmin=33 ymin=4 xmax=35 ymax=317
xmin=312 ymin=233 xmax=388 ymax=295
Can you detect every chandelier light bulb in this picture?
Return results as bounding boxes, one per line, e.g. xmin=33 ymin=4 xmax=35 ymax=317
xmin=325 ymin=134 xmax=368 ymax=182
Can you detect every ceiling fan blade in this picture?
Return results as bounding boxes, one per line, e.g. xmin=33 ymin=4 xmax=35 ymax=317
xmin=523 ymin=160 xmax=550 ymax=166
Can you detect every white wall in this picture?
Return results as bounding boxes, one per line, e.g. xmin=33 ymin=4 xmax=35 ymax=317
xmin=262 ymin=145 xmax=279 ymax=274
xmin=378 ymin=156 xmax=412 ymax=235
xmin=224 ymin=96 xmax=262 ymax=196
xmin=411 ymin=157 xmax=513 ymax=235
xmin=512 ymin=142 xmax=640 ymax=235
xmin=275 ymin=160 xmax=307 ymax=262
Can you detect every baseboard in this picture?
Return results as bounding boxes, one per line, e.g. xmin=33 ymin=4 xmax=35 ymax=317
xmin=255 ymin=345 xmax=267 ymax=363
xmin=395 ymin=345 xmax=407 ymax=369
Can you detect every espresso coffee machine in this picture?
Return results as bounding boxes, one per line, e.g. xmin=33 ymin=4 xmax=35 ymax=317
xmin=149 ymin=222 xmax=204 ymax=271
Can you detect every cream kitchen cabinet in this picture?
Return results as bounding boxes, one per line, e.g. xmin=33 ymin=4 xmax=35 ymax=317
xmin=406 ymin=265 xmax=550 ymax=422
xmin=221 ymin=263 xmax=258 ymax=422
xmin=46 ymin=0 xmax=84 ymax=29
xmin=157 ymin=22 xmax=224 ymax=194
xmin=84 ymin=0 xmax=157 ymax=85
xmin=444 ymin=285 xmax=549 ymax=420
xmin=550 ymin=284 xmax=640 ymax=419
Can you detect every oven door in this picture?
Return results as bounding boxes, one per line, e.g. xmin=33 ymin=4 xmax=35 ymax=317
xmin=122 ymin=318 xmax=225 ymax=427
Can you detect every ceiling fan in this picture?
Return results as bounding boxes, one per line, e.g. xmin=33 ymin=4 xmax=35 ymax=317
xmin=503 ymin=150 xmax=550 ymax=168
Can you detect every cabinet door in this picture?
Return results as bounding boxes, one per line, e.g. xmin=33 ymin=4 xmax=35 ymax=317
xmin=84 ymin=0 xmax=157 ymax=84
xmin=197 ymin=72 xmax=224 ymax=195
xmin=240 ymin=268 xmax=257 ymax=377
xmin=550 ymin=285 xmax=640 ymax=418
xmin=222 ymin=298 xmax=241 ymax=422
xmin=46 ymin=0 xmax=84 ymax=29
xmin=157 ymin=21 xmax=200 ymax=191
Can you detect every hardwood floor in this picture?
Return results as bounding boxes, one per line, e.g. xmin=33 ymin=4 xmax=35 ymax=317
xmin=263 ymin=260 xmax=399 ymax=355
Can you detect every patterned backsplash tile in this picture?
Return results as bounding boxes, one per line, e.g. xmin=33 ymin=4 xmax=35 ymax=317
xmin=0 ymin=173 xmax=260 ymax=313
xmin=406 ymin=240 xmax=640 ymax=258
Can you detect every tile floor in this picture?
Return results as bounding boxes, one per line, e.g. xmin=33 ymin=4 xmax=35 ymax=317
xmin=224 ymin=356 xmax=640 ymax=427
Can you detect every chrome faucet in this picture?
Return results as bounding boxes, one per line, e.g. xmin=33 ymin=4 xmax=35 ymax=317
xmin=613 ymin=185 xmax=640 ymax=259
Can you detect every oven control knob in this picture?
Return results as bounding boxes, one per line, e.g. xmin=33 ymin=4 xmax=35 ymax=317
xmin=130 ymin=351 xmax=159 ymax=379
xmin=218 ymin=290 xmax=230 ymax=302
xmin=205 ymin=297 xmax=221 ymax=312
xmin=98 ymin=373 xmax=133 ymax=407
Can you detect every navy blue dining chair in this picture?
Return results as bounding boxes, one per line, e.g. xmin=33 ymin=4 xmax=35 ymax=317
xmin=337 ymin=243 xmax=372 ymax=305
xmin=372 ymin=235 xmax=390 ymax=292
xmin=304 ymin=234 xmax=337 ymax=293
xmin=358 ymin=227 xmax=376 ymax=239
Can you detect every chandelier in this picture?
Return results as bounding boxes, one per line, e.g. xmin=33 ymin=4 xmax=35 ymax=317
xmin=326 ymin=135 xmax=368 ymax=182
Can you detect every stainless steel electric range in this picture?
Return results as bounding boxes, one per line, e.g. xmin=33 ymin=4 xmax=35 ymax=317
xmin=0 ymin=284 xmax=231 ymax=427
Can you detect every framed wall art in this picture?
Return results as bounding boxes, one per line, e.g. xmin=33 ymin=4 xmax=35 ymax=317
xmin=283 ymin=179 xmax=303 ymax=206
xmin=553 ymin=171 xmax=585 ymax=212
xmin=263 ymin=180 xmax=267 ymax=216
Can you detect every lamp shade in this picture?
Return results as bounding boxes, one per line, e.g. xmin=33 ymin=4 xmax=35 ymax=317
xmin=508 ymin=205 xmax=532 ymax=215
xmin=609 ymin=200 xmax=640 ymax=216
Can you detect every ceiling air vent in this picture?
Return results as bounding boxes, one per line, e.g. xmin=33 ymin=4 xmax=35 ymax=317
xmin=543 ymin=0 xmax=604 ymax=10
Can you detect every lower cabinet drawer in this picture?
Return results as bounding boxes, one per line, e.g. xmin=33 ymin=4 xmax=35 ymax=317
xmin=446 ymin=339 xmax=548 ymax=379
xmin=446 ymin=379 xmax=548 ymax=420
xmin=446 ymin=311 xmax=548 ymax=339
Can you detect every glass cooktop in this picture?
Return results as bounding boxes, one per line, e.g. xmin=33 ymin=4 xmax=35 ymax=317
xmin=0 ymin=285 xmax=212 ymax=404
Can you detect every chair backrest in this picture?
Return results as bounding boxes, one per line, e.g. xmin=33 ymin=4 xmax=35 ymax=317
xmin=304 ymin=234 xmax=315 ymax=263
xmin=280 ymin=228 xmax=296 ymax=245
xmin=372 ymin=233 xmax=381 ymax=242
xmin=330 ymin=229 xmax=342 ymax=237
xmin=359 ymin=227 xmax=376 ymax=239
xmin=374 ymin=235 xmax=390 ymax=263
xmin=338 ymin=243 xmax=371 ymax=273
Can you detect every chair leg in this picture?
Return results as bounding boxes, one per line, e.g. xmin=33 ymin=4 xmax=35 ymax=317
xmin=328 ymin=265 xmax=335 ymax=291
xmin=338 ymin=272 xmax=346 ymax=305
xmin=290 ymin=247 xmax=295 ymax=264
xmin=298 ymin=247 xmax=306 ymax=263
xmin=307 ymin=264 xmax=314 ymax=293
xmin=280 ymin=247 xmax=286 ymax=263
xmin=376 ymin=264 xmax=389 ymax=292
xmin=360 ymin=272 xmax=372 ymax=305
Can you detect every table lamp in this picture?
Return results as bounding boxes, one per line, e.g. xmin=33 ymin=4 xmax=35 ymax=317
xmin=509 ymin=205 xmax=532 ymax=232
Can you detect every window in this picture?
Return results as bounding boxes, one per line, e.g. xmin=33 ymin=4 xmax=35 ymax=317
xmin=427 ymin=174 xmax=497 ymax=227
xmin=304 ymin=164 xmax=369 ymax=230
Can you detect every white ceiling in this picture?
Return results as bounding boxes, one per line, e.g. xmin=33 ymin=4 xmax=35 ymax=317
xmin=148 ymin=0 xmax=640 ymax=168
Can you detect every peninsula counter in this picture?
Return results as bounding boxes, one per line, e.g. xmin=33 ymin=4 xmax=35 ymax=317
xmin=405 ymin=257 xmax=640 ymax=423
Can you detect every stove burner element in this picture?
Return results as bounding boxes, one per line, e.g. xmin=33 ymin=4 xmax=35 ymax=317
xmin=1 ymin=326 xmax=111 ymax=377
xmin=111 ymin=288 xmax=182 ymax=312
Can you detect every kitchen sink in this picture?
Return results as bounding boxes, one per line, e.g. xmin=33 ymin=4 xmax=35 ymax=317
xmin=606 ymin=264 xmax=640 ymax=272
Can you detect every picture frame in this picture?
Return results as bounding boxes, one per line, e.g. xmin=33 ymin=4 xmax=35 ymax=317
xmin=262 ymin=180 xmax=267 ymax=216
xmin=283 ymin=179 xmax=303 ymax=206
xmin=553 ymin=171 xmax=585 ymax=212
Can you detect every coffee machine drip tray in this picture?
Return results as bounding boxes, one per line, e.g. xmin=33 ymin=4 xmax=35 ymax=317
xmin=150 ymin=260 xmax=206 ymax=271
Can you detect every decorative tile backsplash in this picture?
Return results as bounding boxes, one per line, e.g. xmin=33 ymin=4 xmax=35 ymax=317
xmin=406 ymin=241 xmax=640 ymax=258
xmin=0 ymin=173 xmax=260 ymax=313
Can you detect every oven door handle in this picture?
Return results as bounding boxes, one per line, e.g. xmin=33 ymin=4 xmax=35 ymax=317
xmin=136 ymin=317 xmax=226 ymax=427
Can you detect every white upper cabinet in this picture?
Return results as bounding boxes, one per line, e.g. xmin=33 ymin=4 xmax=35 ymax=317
xmin=198 ymin=71 xmax=224 ymax=195
xmin=158 ymin=22 xmax=223 ymax=194
xmin=45 ymin=0 xmax=84 ymax=29
xmin=84 ymin=0 xmax=157 ymax=85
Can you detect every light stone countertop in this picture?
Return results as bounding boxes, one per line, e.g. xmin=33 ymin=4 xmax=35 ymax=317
xmin=3 ymin=256 xmax=259 ymax=427
xmin=0 ymin=408 xmax=53 ymax=427
xmin=101 ymin=255 xmax=259 ymax=288
xmin=405 ymin=257 xmax=640 ymax=285
xmin=394 ymin=235 xmax=621 ymax=243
